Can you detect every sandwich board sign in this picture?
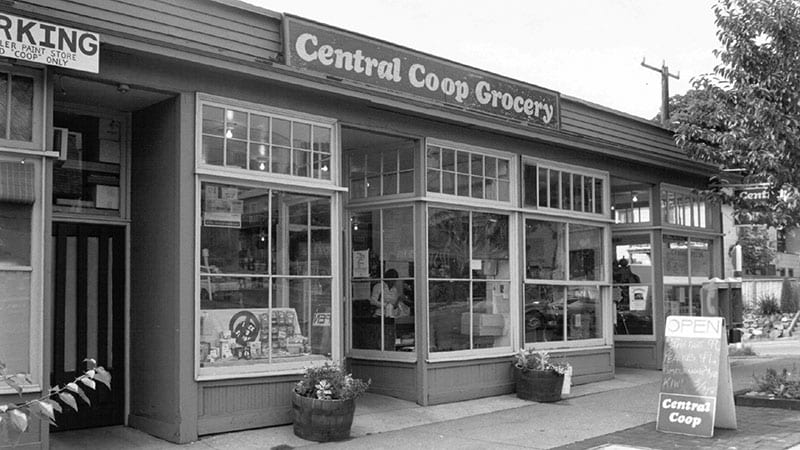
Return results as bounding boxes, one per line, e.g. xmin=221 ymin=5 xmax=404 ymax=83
xmin=656 ymin=316 xmax=737 ymax=437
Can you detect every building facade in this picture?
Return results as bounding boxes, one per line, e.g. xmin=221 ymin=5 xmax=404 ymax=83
xmin=0 ymin=1 xmax=724 ymax=447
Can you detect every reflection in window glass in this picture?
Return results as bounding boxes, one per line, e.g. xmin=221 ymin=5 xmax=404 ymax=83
xmin=199 ymin=182 xmax=332 ymax=367
xmin=350 ymin=207 xmax=415 ymax=352
xmin=525 ymin=220 xmax=565 ymax=280
xmin=662 ymin=235 xmax=712 ymax=319
xmin=0 ymin=202 xmax=31 ymax=266
xmin=345 ymin=129 xmax=416 ymax=199
xmin=569 ymin=224 xmax=603 ymax=281
xmin=613 ymin=234 xmax=654 ymax=336
xmin=429 ymin=208 xmax=510 ymax=352
xmin=524 ymin=163 xmax=605 ymax=216
xmin=426 ymin=144 xmax=511 ymax=203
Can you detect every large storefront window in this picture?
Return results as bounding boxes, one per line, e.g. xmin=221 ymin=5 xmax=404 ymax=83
xmin=199 ymin=97 xmax=332 ymax=180
xmin=350 ymin=207 xmax=415 ymax=352
xmin=428 ymin=208 xmax=510 ymax=352
xmin=663 ymin=235 xmax=712 ymax=318
xmin=198 ymin=182 xmax=333 ymax=372
xmin=613 ymin=234 xmax=654 ymax=336
xmin=524 ymin=219 xmax=604 ymax=344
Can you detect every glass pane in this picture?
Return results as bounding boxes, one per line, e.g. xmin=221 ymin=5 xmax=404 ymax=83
xmin=349 ymin=152 xmax=365 ymax=178
xmin=427 ymin=146 xmax=441 ymax=169
xmin=471 ymin=176 xmax=483 ymax=199
xmin=572 ymin=174 xmax=582 ymax=211
xmin=382 ymin=149 xmax=398 ymax=173
xmin=525 ymin=219 xmax=565 ymax=280
xmin=471 ymin=154 xmax=483 ymax=176
xmin=316 ymin=154 xmax=331 ymax=180
xmin=10 ymin=75 xmax=33 ymax=141
xmin=663 ymin=235 xmax=688 ymax=276
xmin=485 ymin=157 xmax=497 ymax=178
xmin=313 ymin=126 xmax=331 ymax=153
xmin=272 ymin=146 xmax=291 ymax=174
xmin=398 ymin=145 xmax=414 ymax=171
xmin=538 ymin=167 xmax=547 ymax=207
xmin=548 ymin=170 xmax=560 ymax=208
xmin=613 ymin=234 xmax=654 ymax=335
xmin=497 ymin=159 xmax=509 ymax=180
xmin=465 ymin=281 xmax=509 ymax=349
xmin=583 ymin=176 xmax=593 ymax=212
xmin=202 ymin=105 xmax=224 ymax=136
xmin=690 ymin=239 xmax=711 ymax=278
xmin=566 ymin=286 xmax=600 ymax=340
xmin=383 ymin=173 xmax=397 ymax=195
xmin=472 ymin=213 xmax=509 ymax=275
xmin=485 ymin=178 xmax=497 ymax=200
xmin=594 ymin=178 xmax=603 ymax=214
xmin=272 ymin=118 xmax=291 ymax=147
xmin=0 ymin=271 xmax=31 ymax=372
xmin=525 ymin=284 xmax=564 ymax=343
xmin=498 ymin=180 xmax=510 ymax=202
xmin=367 ymin=175 xmax=381 ymax=197
xmin=562 ymin=172 xmax=571 ymax=210
xmin=366 ymin=152 xmax=381 ymax=176
xmin=427 ymin=169 xmax=440 ymax=193
xmin=429 ymin=280 xmax=470 ymax=352
xmin=293 ymin=122 xmax=311 ymax=149
xmin=293 ymin=149 xmax=309 ymax=177
xmin=310 ymin=200 xmax=330 ymax=276
xmin=226 ymin=109 xmax=247 ymax=140
xmin=569 ymin=224 xmax=603 ymax=281
xmin=250 ymin=114 xmax=269 ymax=142
xmin=0 ymin=74 xmax=7 ymax=139
xmin=202 ymin=136 xmax=224 ymax=165
xmin=200 ymin=183 xmax=266 ymax=275
xmin=442 ymin=148 xmax=455 ymax=172
xmin=429 ymin=208 xmax=470 ymax=278
xmin=226 ymin=139 xmax=247 ymax=168
xmin=456 ymin=151 xmax=469 ymax=174
xmin=0 ymin=202 xmax=31 ymax=266
xmin=350 ymin=178 xmax=365 ymax=199
xmin=524 ymin=165 xmax=537 ymax=207
xmin=249 ymin=143 xmax=269 ymax=172
xmin=456 ymin=174 xmax=469 ymax=197
xmin=398 ymin=171 xmax=414 ymax=194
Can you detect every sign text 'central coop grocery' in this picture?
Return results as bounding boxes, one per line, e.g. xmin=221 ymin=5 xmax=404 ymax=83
xmin=284 ymin=15 xmax=560 ymax=129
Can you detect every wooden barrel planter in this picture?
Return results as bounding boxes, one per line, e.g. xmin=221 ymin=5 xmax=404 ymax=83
xmin=515 ymin=368 xmax=564 ymax=402
xmin=292 ymin=392 xmax=356 ymax=442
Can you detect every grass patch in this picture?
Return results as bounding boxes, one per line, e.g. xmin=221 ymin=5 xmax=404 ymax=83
xmin=728 ymin=344 xmax=756 ymax=357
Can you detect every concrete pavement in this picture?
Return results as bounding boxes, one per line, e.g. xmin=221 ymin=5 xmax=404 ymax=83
xmin=51 ymin=338 xmax=800 ymax=449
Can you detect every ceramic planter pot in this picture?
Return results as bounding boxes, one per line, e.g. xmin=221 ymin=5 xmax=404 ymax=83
xmin=292 ymin=392 xmax=356 ymax=442
xmin=515 ymin=367 xmax=564 ymax=402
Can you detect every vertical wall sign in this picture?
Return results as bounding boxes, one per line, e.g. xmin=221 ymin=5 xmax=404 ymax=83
xmin=0 ymin=12 xmax=99 ymax=73
xmin=283 ymin=15 xmax=560 ymax=130
xmin=657 ymin=315 xmax=736 ymax=437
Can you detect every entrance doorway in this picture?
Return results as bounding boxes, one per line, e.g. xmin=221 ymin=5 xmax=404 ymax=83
xmin=50 ymin=222 xmax=125 ymax=430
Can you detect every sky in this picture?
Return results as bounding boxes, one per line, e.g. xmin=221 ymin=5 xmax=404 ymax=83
xmin=242 ymin=0 xmax=721 ymax=121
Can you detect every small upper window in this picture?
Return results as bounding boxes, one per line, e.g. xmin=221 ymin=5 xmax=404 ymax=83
xmin=523 ymin=161 xmax=605 ymax=215
xmin=199 ymin=101 xmax=332 ymax=181
xmin=661 ymin=187 xmax=709 ymax=229
xmin=426 ymin=144 xmax=510 ymax=202
xmin=611 ymin=177 xmax=651 ymax=225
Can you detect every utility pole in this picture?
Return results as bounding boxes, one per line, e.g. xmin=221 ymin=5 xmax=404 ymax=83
xmin=641 ymin=58 xmax=679 ymax=127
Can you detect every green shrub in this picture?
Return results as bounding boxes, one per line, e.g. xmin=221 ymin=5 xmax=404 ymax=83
xmin=757 ymin=294 xmax=782 ymax=315
xmin=752 ymin=366 xmax=800 ymax=399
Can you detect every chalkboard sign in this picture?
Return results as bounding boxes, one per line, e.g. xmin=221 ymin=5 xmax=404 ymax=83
xmin=657 ymin=316 xmax=736 ymax=437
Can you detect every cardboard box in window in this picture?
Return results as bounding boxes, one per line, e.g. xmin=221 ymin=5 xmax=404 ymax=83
xmin=460 ymin=313 xmax=505 ymax=336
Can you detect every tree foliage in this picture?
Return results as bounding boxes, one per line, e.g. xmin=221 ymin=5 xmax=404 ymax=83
xmin=737 ymin=226 xmax=776 ymax=275
xmin=672 ymin=0 xmax=800 ymax=227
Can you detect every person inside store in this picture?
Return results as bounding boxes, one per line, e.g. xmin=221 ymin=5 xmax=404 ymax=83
xmin=370 ymin=269 xmax=411 ymax=318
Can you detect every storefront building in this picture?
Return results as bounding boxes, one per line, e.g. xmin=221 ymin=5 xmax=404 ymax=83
xmin=0 ymin=1 xmax=723 ymax=447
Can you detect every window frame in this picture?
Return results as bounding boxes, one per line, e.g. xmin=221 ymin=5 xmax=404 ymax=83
xmin=522 ymin=157 xmax=609 ymax=220
xmin=0 ymin=154 xmax=44 ymax=394
xmin=425 ymin=138 xmax=518 ymax=208
xmin=195 ymin=93 xmax=339 ymax=189
xmin=660 ymin=183 xmax=712 ymax=230
xmin=194 ymin=98 xmax=342 ymax=381
xmin=522 ymin=214 xmax=610 ymax=350
xmin=0 ymin=67 xmax=44 ymax=152
xmin=662 ymin=233 xmax=715 ymax=320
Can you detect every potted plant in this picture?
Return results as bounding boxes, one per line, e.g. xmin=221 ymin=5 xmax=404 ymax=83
xmin=512 ymin=349 xmax=571 ymax=402
xmin=292 ymin=362 xmax=370 ymax=442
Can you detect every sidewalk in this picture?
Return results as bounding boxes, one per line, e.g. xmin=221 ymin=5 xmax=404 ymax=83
xmin=51 ymin=344 xmax=800 ymax=449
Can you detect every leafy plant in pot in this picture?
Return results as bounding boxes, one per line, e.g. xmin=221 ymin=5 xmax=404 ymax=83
xmin=292 ymin=362 xmax=370 ymax=442
xmin=513 ymin=349 xmax=571 ymax=402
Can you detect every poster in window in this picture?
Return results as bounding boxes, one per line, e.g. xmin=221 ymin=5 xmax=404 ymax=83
xmin=352 ymin=249 xmax=370 ymax=278
xmin=629 ymin=286 xmax=648 ymax=311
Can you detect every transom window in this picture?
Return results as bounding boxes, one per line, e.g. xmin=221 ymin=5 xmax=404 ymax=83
xmin=0 ymin=72 xmax=34 ymax=142
xmin=524 ymin=162 xmax=605 ymax=215
xmin=199 ymin=100 xmax=332 ymax=180
xmin=426 ymin=144 xmax=511 ymax=202
xmin=661 ymin=186 xmax=709 ymax=228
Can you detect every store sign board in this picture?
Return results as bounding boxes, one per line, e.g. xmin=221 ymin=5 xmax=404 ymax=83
xmin=657 ymin=316 xmax=736 ymax=437
xmin=734 ymin=184 xmax=769 ymax=201
xmin=0 ymin=13 xmax=99 ymax=73
xmin=284 ymin=15 xmax=560 ymax=129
